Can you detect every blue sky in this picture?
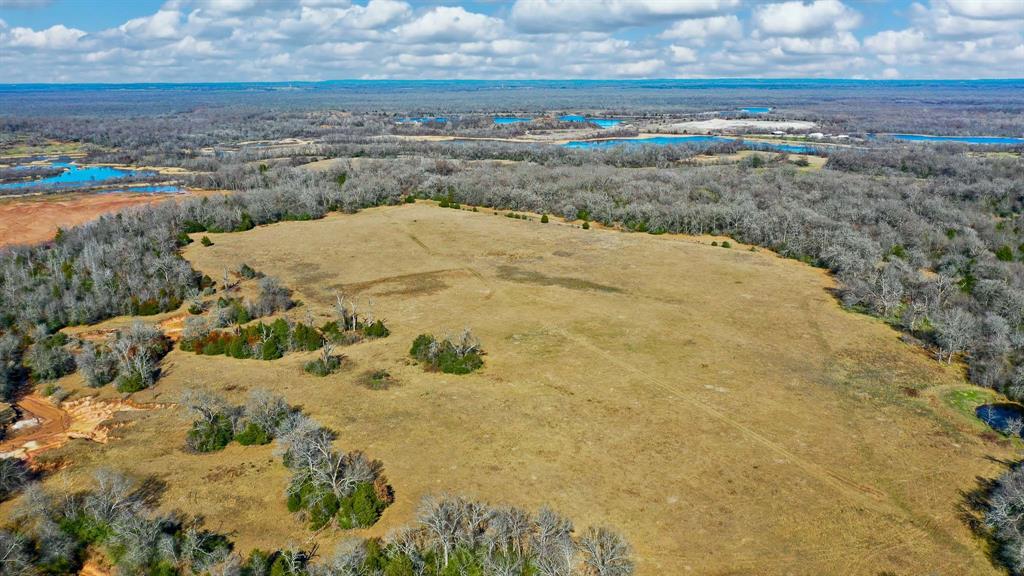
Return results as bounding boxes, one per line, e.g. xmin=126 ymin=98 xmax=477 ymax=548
xmin=0 ymin=0 xmax=1021 ymax=82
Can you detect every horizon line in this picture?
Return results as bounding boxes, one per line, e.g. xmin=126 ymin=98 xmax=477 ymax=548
xmin=1 ymin=77 xmax=1023 ymax=86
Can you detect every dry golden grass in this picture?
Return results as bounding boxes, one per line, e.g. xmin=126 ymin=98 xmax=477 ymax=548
xmin=12 ymin=203 xmax=1015 ymax=575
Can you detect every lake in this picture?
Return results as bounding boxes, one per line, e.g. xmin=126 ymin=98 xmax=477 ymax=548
xmin=494 ymin=117 xmax=532 ymax=124
xmin=887 ymin=134 xmax=1024 ymax=145
xmin=739 ymin=107 xmax=772 ymax=114
xmin=563 ymin=135 xmax=818 ymax=154
xmin=0 ymin=162 xmax=145 ymax=190
xmin=559 ymin=115 xmax=621 ymax=128
xmin=0 ymin=161 xmax=183 ymax=193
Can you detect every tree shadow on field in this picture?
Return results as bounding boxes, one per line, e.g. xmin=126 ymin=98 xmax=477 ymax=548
xmin=958 ymin=456 xmax=1022 ymax=574
xmin=132 ymin=474 xmax=168 ymax=509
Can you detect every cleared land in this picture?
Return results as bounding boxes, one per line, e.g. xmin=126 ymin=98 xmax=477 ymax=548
xmin=0 ymin=189 xmax=219 ymax=248
xmin=0 ymin=193 xmax=170 ymax=247
xmin=17 ymin=203 xmax=1013 ymax=575
xmin=666 ymin=118 xmax=816 ymax=133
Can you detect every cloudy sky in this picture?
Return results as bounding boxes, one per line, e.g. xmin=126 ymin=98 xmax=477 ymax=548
xmin=0 ymin=0 xmax=1022 ymax=82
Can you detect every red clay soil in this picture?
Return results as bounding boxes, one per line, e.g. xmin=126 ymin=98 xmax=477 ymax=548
xmin=0 ymin=192 xmax=167 ymax=248
xmin=0 ymin=394 xmax=151 ymax=461
xmin=0 ymin=394 xmax=71 ymax=458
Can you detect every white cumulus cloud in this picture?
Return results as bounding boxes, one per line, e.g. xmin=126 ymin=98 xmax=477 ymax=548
xmin=393 ymin=6 xmax=503 ymax=43
xmin=660 ymin=15 xmax=742 ymax=45
xmin=6 ymin=24 xmax=86 ymax=50
xmin=119 ymin=10 xmax=182 ymax=40
xmin=865 ymin=29 xmax=927 ymax=54
xmin=753 ymin=0 xmax=860 ymax=37
xmin=511 ymin=0 xmax=739 ymax=33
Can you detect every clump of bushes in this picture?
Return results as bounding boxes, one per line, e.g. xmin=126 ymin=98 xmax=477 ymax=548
xmin=237 ymin=263 xmax=264 ymax=280
xmin=409 ymin=329 xmax=484 ymax=374
xmin=304 ymin=341 xmax=341 ymax=377
xmin=358 ymin=369 xmax=396 ymax=390
xmin=26 ymin=330 xmax=74 ymax=382
xmin=74 ymin=323 xmax=170 ymax=393
xmin=320 ymin=293 xmax=390 ymax=346
xmin=278 ymin=415 xmax=393 ymax=531
xmin=182 ymin=388 xmax=291 ymax=453
xmin=180 ymin=318 xmax=322 ymax=361
xmin=200 ymin=236 xmax=213 ymax=247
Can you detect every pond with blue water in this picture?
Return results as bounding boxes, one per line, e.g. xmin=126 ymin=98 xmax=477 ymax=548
xmin=976 ymin=403 xmax=1024 ymax=436
xmin=0 ymin=162 xmax=149 ymax=190
xmin=739 ymin=107 xmax=772 ymax=114
xmin=0 ymin=161 xmax=182 ymax=193
xmin=559 ymin=115 xmax=621 ymax=128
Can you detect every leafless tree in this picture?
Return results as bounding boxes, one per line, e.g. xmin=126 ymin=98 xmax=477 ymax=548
xmin=245 ymin=388 xmax=290 ymax=436
xmin=84 ymin=468 xmax=139 ymax=523
xmin=0 ymin=458 xmax=30 ymax=501
xmin=936 ymin=308 xmax=978 ymax=363
xmin=532 ymin=507 xmax=577 ymax=576
xmin=180 ymin=387 xmax=229 ymax=427
xmin=0 ymin=530 xmax=34 ymax=576
xmin=579 ymin=527 xmax=633 ymax=576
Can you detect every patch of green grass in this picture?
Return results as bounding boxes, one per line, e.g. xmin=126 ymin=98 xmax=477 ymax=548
xmin=942 ymin=387 xmax=996 ymax=418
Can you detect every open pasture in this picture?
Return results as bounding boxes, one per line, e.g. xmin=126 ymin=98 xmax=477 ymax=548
xmin=28 ymin=203 xmax=1012 ymax=575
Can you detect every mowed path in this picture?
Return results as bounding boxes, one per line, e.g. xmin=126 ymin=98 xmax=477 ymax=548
xmin=57 ymin=203 xmax=1008 ymax=575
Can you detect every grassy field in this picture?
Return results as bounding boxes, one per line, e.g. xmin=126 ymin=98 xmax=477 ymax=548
xmin=20 ymin=202 xmax=1016 ymax=575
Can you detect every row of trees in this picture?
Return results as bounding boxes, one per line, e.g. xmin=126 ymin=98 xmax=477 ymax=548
xmin=1 ymin=467 xmax=632 ymax=575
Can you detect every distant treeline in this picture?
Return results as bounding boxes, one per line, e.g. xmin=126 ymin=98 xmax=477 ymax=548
xmin=2 ymin=80 xmax=1023 ymax=135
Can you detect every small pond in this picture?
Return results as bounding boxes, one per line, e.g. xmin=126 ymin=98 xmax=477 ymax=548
xmin=886 ymin=134 xmax=1024 ymax=145
xmin=976 ymin=403 xmax=1024 ymax=436
xmin=559 ymin=115 xmax=621 ymax=128
xmin=0 ymin=161 xmax=152 ymax=190
xmin=739 ymin=107 xmax=772 ymax=114
xmin=494 ymin=117 xmax=532 ymax=124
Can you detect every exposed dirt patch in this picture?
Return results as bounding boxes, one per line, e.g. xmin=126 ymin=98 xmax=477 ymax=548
xmin=0 ymin=193 xmax=169 ymax=247
xmin=0 ymin=395 xmax=151 ymax=460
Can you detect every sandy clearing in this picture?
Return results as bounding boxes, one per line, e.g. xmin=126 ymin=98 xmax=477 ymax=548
xmin=667 ymin=118 xmax=817 ymax=133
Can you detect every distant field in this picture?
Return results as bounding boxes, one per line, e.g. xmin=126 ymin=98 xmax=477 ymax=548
xmin=25 ymin=203 xmax=1013 ymax=575
xmin=0 ymin=192 xmax=169 ymax=247
xmin=0 ymin=188 xmax=227 ymax=248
